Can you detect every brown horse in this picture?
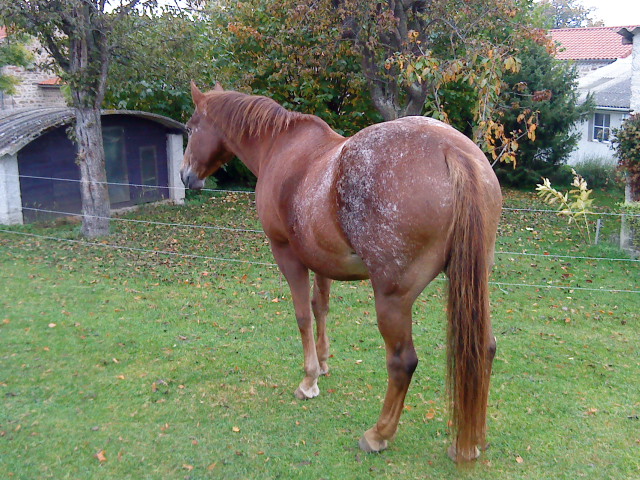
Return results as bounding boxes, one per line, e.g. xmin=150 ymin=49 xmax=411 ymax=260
xmin=181 ymin=82 xmax=502 ymax=463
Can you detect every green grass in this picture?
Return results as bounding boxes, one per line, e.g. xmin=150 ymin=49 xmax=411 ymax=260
xmin=1 ymin=189 xmax=639 ymax=479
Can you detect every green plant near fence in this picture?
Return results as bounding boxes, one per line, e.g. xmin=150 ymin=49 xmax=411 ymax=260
xmin=536 ymin=169 xmax=595 ymax=243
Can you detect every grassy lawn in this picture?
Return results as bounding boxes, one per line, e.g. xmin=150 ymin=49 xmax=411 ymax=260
xmin=1 ymin=188 xmax=639 ymax=479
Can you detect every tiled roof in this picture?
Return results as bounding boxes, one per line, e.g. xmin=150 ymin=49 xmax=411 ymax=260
xmin=577 ymin=57 xmax=631 ymax=109
xmin=38 ymin=77 xmax=63 ymax=86
xmin=549 ymin=26 xmax=636 ymax=61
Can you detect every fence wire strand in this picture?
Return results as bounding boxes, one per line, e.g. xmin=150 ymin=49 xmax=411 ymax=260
xmin=17 ymin=206 xmax=640 ymax=264
xmin=21 ymin=207 xmax=265 ymax=233
xmin=5 ymin=173 xmax=640 ymax=217
xmin=0 ymin=228 xmax=278 ymax=267
xmin=1 ymin=227 xmax=638 ymax=295
xmin=3 ymin=174 xmax=639 ymax=294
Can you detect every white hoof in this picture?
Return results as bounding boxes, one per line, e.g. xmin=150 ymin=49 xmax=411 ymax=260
xmin=359 ymin=427 xmax=388 ymax=453
xmin=295 ymin=381 xmax=319 ymax=400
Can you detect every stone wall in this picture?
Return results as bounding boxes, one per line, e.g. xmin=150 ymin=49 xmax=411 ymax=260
xmin=0 ymin=39 xmax=66 ymax=110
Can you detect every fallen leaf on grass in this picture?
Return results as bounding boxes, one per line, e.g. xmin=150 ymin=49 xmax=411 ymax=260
xmin=515 ymin=455 xmax=524 ymax=464
xmin=232 ymin=426 xmax=240 ymax=432
xmin=207 ymin=462 xmax=217 ymax=471
xmin=95 ymin=450 xmax=107 ymax=463
xmin=48 ymin=323 xmax=56 ymax=328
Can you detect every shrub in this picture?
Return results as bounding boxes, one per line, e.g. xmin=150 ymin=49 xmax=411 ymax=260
xmin=612 ymin=114 xmax=640 ymax=201
xmin=572 ymin=155 xmax=623 ymax=191
xmin=496 ymin=161 xmax=574 ymax=189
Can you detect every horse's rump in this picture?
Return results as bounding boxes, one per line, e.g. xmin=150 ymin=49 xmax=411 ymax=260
xmin=335 ymin=116 xmax=492 ymax=277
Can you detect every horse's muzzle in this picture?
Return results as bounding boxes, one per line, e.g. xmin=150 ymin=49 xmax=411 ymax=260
xmin=180 ymin=167 xmax=206 ymax=190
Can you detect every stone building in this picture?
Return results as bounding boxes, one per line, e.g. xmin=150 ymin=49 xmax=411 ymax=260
xmin=0 ymin=27 xmax=186 ymax=225
xmin=0 ymin=27 xmax=66 ymax=110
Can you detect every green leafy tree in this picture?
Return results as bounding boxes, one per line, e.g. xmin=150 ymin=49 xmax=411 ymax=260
xmin=335 ymin=0 xmax=543 ymax=164
xmin=0 ymin=0 xmax=153 ymax=238
xmin=205 ymin=0 xmax=542 ymax=165
xmin=209 ymin=0 xmax=380 ymax=136
xmin=105 ymin=5 xmax=212 ymax=123
xmin=0 ymin=29 xmax=32 ymax=94
xmin=495 ymin=39 xmax=594 ymax=186
xmin=534 ymin=0 xmax=604 ymax=29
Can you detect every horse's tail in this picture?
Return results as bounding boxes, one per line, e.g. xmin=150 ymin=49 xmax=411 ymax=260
xmin=445 ymin=151 xmax=494 ymax=462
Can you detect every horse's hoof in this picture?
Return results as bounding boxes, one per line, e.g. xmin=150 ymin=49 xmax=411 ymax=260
xmin=319 ymin=362 xmax=330 ymax=375
xmin=447 ymin=443 xmax=480 ymax=463
xmin=359 ymin=428 xmax=388 ymax=453
xmin=294 ymin=382 xmax=319 ymax=400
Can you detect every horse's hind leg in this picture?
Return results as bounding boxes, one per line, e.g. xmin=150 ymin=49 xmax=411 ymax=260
xmin=359 ymin=289 xmax=419 ymax=453
xmin=312 ymin=275 xmax=332 ymax=375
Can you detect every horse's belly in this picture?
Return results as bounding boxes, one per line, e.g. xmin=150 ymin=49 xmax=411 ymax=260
xmin=290 ymin=233 xmax=370 ymax=281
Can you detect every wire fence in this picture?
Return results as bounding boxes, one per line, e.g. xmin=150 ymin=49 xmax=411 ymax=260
xmin=2 ymin=174 xmax=639 ymax=295
xmin=13 ymin=205 xmax=640 ymax=264
xmin=7 ymin=173 xmax=640 ymax=217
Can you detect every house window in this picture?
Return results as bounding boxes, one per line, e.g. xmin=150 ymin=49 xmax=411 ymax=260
xmin=139 ymin=146 xmax=158 ymax=192
xmin=103 ymin=126 xmax=131 ymax=204
xmin=593 ymin=113 xmax=611 ymax=142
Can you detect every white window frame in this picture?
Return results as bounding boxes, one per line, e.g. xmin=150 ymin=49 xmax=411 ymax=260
xmin=592 ymin=112 xmax=611 ymax=143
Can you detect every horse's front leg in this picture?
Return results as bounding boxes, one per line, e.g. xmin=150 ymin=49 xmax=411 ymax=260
xmin=312 ymin=274 xmax=332 ymax=375
xmin=271 ymin=242 xmax=321 ymax=400
xmin=360 ymin=291 xmax=418 ymax=453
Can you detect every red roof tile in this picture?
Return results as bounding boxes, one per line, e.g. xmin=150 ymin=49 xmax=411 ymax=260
xmin=38 ymin=77 xmax=63 ymax=86
xmin=549 ymin=26 xmax=637 ymax=61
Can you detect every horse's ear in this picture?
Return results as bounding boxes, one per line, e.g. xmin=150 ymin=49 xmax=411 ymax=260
xmin=190 ymin=80 xmax=205 ymax=106
xmin=214 ymin=82 xmax=224 ymax=92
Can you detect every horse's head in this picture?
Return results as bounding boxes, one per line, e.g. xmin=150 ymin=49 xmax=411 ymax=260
xmin=180 ymin=81 xmax=235 ymax=190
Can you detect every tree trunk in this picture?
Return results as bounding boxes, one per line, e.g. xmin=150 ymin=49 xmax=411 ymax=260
xmin=75 ymin=106 xmax=111 ymax=238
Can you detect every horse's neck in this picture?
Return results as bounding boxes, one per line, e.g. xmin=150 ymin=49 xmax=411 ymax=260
xmin=230 ymin=118 xmax=343 ymax=177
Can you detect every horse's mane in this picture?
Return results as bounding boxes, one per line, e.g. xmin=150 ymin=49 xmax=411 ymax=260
xmin=202 ymin=91 xmax=307 ymax=139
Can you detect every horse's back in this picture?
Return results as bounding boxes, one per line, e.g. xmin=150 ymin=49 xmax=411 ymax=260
xmin=335 ymin=116 xmax=501 ymax=279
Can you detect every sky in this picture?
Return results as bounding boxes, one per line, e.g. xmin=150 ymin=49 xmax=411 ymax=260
xmin=579 ymin=0 xmax=640 ymax=27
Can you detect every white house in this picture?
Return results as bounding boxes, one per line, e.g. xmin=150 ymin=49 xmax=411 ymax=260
xmin=549 ymin=26 xmax=637 ymax=164
xmin=570 ymin=56 xmax=631 ymax=164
